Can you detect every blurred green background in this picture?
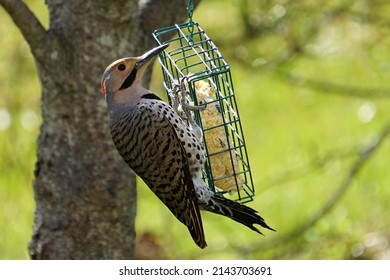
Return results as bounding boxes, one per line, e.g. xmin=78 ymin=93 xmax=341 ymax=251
xmin=1 ymin=0 xmax=390 ymax=259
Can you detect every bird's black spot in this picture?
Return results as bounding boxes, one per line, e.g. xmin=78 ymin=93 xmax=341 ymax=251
xmin=215 ymin=103 xmax=222 ymax=114
xmin=118 ymin=64 xmax=126 ymax=71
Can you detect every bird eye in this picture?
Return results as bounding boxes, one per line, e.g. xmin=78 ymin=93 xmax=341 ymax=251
xmin=118 ymin=64 xmax=126 ymax=71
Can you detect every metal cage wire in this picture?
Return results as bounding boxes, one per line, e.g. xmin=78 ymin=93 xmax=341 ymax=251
xmin=152 ymin=22 xmax=255 ymax=203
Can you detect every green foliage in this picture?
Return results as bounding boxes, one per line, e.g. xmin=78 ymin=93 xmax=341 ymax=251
xmin=1 ymin=0 xmax=390 ymax=259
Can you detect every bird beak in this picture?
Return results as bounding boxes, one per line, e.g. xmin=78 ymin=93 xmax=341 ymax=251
xmin=135 ymin=43 xmax=169 ymax=70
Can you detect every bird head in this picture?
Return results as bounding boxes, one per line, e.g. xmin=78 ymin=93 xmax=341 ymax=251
xmin=101 ymin=43 xmax=169 ymax=106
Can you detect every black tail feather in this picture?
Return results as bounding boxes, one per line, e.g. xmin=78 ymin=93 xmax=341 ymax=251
xmin=205 ymin=195 xmax=275 ymax=234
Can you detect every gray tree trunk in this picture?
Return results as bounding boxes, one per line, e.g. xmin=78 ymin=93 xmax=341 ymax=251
xmin=0 ymin=0 xmax=199 ymax=259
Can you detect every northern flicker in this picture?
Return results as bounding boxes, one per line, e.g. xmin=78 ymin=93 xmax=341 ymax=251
xmin=101 ymin=44 xmax=275 ymax=249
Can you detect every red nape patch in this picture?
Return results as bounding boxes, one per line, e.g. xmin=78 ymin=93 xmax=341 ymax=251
xmin=101 ymin=80 xmax=106 ymax=97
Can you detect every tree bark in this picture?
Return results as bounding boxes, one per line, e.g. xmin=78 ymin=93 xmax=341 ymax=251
xmin=1 ymin=0 xmax=199 ymax=259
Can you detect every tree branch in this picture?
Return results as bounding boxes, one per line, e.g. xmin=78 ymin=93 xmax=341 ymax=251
xmin=258 ymin=145 xmax=357 ymax=195
xmin=236 ymin=119 xmax=390 ymax=257
xmin=288 ymin=74 xmax=390 ymax=99
xmin=0 ymin=0 xmax=48 ymax=63
xmin=138 ymin=0 xmax=201 ymax=36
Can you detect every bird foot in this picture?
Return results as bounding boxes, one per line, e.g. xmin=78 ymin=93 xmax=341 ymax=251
xmin=170 ymin=76 xmax=206 ymax=140
xmin=170 ymin=77 xmax=207 ymax=118
xmin=182 ymin=102 xmax=207 ymax=112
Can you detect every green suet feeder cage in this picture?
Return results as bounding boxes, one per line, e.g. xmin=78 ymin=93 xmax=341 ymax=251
xmin=152 ymin=5 xmax=255 ymax=203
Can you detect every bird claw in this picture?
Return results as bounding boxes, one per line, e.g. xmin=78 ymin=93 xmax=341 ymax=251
xmin=170 ymin=76 xmax=207 ymax=118
xmin=170 ymin=76 xmax=206 ymax=140
xmin=182 ymin=102 xmax=207 ymax=112
xmin=169 ymin=84 xmax=182 ymax=116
